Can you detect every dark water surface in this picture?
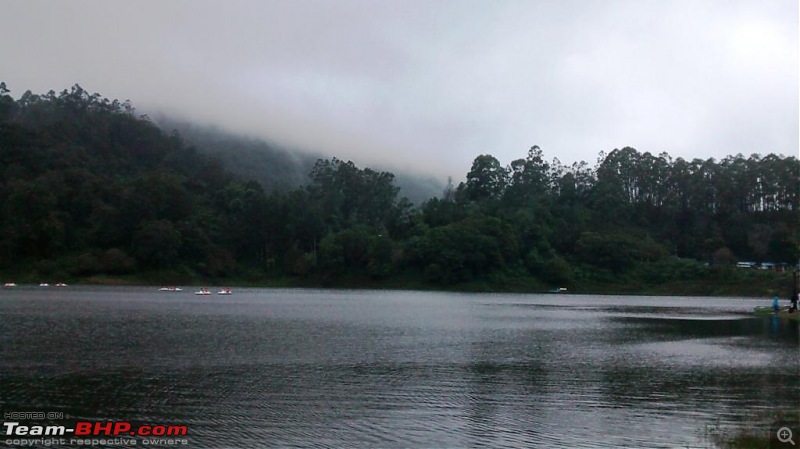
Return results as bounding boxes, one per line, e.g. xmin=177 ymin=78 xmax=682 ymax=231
xmin=1 ymin=286 xmax=798 ymax=448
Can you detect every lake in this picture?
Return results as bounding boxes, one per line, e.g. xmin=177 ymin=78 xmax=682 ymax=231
xmin=0 ymin=286 xmax=797 ymax=448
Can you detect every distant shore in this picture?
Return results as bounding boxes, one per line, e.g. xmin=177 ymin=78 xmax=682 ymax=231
xmin=4 ymin=268 xmax=794 ymax=300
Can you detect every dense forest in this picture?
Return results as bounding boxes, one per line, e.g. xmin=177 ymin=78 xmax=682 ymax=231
xmin=1 ymin=84 xmax=797 ymax=294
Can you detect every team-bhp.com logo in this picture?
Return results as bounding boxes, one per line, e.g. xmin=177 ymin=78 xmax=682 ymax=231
xmin=3 ymin=419 xmax=189 ymax=446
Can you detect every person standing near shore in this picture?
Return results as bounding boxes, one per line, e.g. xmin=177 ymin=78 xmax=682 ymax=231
xmin=772 ymin=294 xmax=780 ymax=313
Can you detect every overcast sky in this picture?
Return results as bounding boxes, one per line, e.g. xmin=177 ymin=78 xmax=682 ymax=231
xmin=3 ymin=0 xmax=798 ymax=179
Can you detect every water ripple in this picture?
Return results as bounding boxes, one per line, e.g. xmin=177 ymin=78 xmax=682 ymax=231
xmin=0 ymin=287 xmax=797 ymax=448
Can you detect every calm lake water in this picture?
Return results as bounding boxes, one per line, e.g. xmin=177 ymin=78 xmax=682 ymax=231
xmin=1 ymin=286 xmax=798 ymax=448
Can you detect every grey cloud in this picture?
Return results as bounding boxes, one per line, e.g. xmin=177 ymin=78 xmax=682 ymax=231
xmin=2 ymin=0 xmax=797 ymax=179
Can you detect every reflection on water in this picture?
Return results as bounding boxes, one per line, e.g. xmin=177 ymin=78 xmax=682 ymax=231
xmin=0 ymin=287 xmax=797 ymax=448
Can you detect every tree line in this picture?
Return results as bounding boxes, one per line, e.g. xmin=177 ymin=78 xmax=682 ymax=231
xmin=1 ymin=84 xmax=797 ymax=289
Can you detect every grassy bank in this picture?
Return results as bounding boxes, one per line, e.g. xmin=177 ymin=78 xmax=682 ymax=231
xmin=707 ymin=410 xmax=800 ymax=449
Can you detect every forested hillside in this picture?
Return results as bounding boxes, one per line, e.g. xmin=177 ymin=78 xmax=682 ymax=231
xmin=150 ymin=117 xmax=320 ymax=192
xmin=1 ymin=84 xmax=797 ymax=294
xmin=152 ymin=117 xmax=444 ymax=204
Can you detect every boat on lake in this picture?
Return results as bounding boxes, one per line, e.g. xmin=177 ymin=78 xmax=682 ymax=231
xmin=217 ymin=289 xmax=232 ymax=295
xmin=194 ymin=288 xmax=212 ymax=295
xmin=159 ymin=287 xmax=183 ymax=292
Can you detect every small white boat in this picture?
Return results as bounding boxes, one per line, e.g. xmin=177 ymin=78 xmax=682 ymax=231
xmin=3 ymin=282 xmax=16 ymax=287
xmin=159 ymin=287 xmax=183 ymax=292
xmin=194 ymin=288 xmax=212 ymax=295
xmin=217 ymin=289 xmax=232 ymax=295
xmin=55 ymin=283 xmax=68 ymax=287
xmin=39 ymin=283 xmax=49 ymax=287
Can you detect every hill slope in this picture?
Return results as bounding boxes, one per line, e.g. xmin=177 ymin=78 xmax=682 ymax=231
xmin=153 ymin=116 xmax=444 ymax=204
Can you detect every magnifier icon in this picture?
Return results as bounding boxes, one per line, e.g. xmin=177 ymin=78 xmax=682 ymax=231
xmin=778 ymin=427 xmax=795 ymax=445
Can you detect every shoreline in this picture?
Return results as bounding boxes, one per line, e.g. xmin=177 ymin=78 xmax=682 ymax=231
xmin=3 ymin=273 xmax=794 ymax=300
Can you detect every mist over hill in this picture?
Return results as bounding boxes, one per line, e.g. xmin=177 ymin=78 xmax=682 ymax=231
xmin=152 ymin=116 xmax=445 ymax=204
